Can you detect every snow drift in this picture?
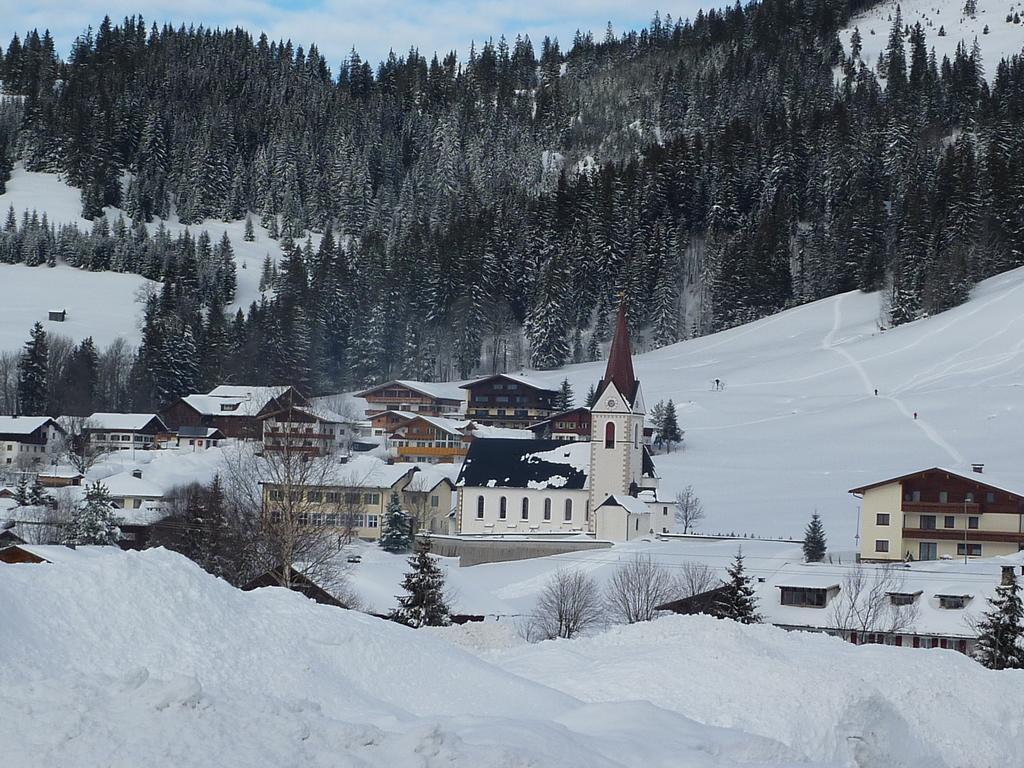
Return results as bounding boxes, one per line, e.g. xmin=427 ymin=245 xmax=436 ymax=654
xmin=2 ymin=548 xmax=1023 ymax=767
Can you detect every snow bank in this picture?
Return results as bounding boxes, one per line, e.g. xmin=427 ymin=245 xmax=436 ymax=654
xmin=0 ymin=548 xmax=806 ymax=767
xmin=492 ymin=614 xmax=1024 ymax=767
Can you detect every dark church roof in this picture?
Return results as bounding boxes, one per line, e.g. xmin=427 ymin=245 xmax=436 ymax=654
xmin=597 ymin=299 xmax=639 ymax=405
xmin=457 ymin=438 xmax=590 ymax=490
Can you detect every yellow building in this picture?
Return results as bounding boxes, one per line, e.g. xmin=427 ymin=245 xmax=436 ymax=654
xmin=851 ymin=466 xmax=1024 ymax=562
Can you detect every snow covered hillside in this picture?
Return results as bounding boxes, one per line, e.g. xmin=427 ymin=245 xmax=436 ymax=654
xmin=471 ymin=267 xmax=1024 ymax=546
xmin=3 ymin=548 xmax=1022 ymax=767
xmin=0 ymin=164 xmax=306 ymax=348
xmin=840 ymin=0 xmax=1024 ymax=80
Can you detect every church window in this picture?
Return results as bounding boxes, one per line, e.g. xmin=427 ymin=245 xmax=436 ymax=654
xmin=634 ymin=424 xmax=639 ymax=448
xmin=476 ymin=496 xmax=484 ymax=519
xmin=564 ymin=499 xmax=573 ymax=521
xmin=604 ymin=421 xmax=615 ymax=449
xmin=499 ymin=497 xmax=507 ymax=519
xmin=543 ymin=498 xmax=551 ymax=520
xmin=521 ymin=498 xmax=529 ymax=520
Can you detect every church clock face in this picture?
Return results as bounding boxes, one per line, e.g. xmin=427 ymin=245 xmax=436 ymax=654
xmin=606 ymin=398 xmax=616 ymax=407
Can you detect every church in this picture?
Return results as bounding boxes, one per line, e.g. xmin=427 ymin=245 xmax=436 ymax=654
xmin=455 ymin=302 xmax=667 ymax=541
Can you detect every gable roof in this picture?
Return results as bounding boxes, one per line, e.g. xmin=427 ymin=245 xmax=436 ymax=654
xmin=457 ymin=439 xmax=589 ymax=490
xmin=0 ymin=416 xmax=62 ymax=438
xmin=597 ymin=494 xmax=650 ymax=516
xmin=355 ymin=379 xmax=465 ymax=402
xmin=849 ymin=467 xmax=1024 ymax=499
xmin=460 ymin=373 xmax=559 ymax=395
xmin=177 ymin=426 xmax=225 ymax=439
xmin=84 ymin=413 xmax=167 ymax=432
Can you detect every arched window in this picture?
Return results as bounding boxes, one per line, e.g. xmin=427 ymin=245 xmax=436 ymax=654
xmin=585 ymin=500 xmax=590 ymax=521
xmin=634 ymin=424 xmax=639 ymax=448
xmin=543 ymin=498 xmax=552 ymax=520
xmin=476 ymin=495 xmax=485 ymax=519
xmin=604 ymin=421 xmax=615 ymax=449
xmin=499 ymin=496 xmax=507 ymax=519
xmin=564 ymin=499 xmax=573 ymax=521
xmin=521 ymin=498 xmax=530 ymax=520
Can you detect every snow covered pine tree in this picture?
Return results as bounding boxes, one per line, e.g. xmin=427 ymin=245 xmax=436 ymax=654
xmin=378 ymin=491 xmax=412 ymax=553
xmin=974 ymin=567 xmax=1024 ymax=670
xmin=716 ymin=549 xmax=762 ymax=624
xmin=390 ymin=536 xmax=451 ymax=628
xmin=802 ymin=512 xmax=827 ymax=562
xmin=67 ymin=482 xmax=122 ymax=546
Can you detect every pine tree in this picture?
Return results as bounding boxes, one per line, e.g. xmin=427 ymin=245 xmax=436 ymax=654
xmin=67 ymin=482 xmax=122 ymax=545
xmin=802 ymin=511 xmax=827 ymax=562
xmin=584 ymin=383 xmax=598 ymax=408
xmin=13 ymin=475 xmax=30 ymax=506
xmin=556 ymin=378 xmax=574 ymax=411
xmin=17 ymin=322 xmax=48 ymax=415
xmin=974 ymin=568 xmax=1024 ymax=669
xmin=29 ymin=479 xmax=51 ymax=507
xmin=660 ymin=399 xmax=683 ymax=451
xmin=244 ymin=214 xmax=255 ymax=242
xmin=716 ymin=549 xmax=762 ymax=624
xmin=379 ymin=491 xmax=412 ymax=553
xmin=389 ymin=535 xmax=451 ymax=627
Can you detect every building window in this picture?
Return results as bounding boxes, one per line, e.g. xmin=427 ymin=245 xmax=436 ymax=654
xmin=543 ymin=498 xmax=551 ymax=520
xmin=919 ymin=542 xmax=938 ymax=560
xmin=911 ymin=490 xmax=921 ymax=502
xmin=499 ymin=497 xmax=507 ymax=520
xmin=564 ymin=499 xmax=573 ymax=522
xmin=965 ymin=492 xmax=974 ymax=503
xmin=875 ymin=539 xmax=889 ymax=553
xmin=939 ymin=491 xmax=948 ymax=504
xmin=890 ymin=593 xmax=916 ymax=606
xmin=307 ymin=490 xmax=323 ymax=502
xmin=604 ymin=421 xmax=615 ymax=449
xmin=968 ymin=516 xmax=979 ymax=529
xmin=920 ymin=515 xmax=936 ymax=530
xmin=944 ymin=516 xmax=955 ymax=529
xmin=634 ymin=424 xmax=639 ymax=448
xmin=430 ymin=495 xmax=439 ymax=507
xmin=780 ymin=587 xmax=828 ymax=607
xmin=986 ymin=492 xmax=995 ymax=504
xmin=326 ymin=492 xmax=340 ymax=503
xmin=876 ymin=513 xmax=890 ymax=526
xmin=367 ymin=515 xmax=378 ymax=528
xmin=938 ymin=595 xmax=968 ymax=609
xmin=521 ymin=498 xmax=529 ymax=520
xmin=957 ymin=543 xmax=982 ymax=557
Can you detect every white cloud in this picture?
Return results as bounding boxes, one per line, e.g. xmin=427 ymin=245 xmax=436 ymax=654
xmin=5 ymin=1 xmax=711 ymax=68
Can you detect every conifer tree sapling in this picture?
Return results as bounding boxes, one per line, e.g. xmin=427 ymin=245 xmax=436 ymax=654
xmin=803 ymin=511 xmax=827 ymax=562
xmin=556 ymin=377 xmax=574 ymax=411
xmin=716 ymin=548 xmax=762 ymax=624
xmin=67 ymin=481 xmax=122 ymax=546
xmin=974 ymin=567 xmax=1024 ymax=670
xmin=660 ymin=399 xmax=683 ymax=452
xmin=389 ymin=535 xmax=451 ymax=628
xmin=379 ymin=491 xmax=412 ymax=553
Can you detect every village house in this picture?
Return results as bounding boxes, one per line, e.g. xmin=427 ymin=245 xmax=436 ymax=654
xmin=173 ymin=426 xmax=225 ymax=450
xmin=528 ymin=407 xmax=592 ymax=441
xmin=259 ymin=404 xmax=356 ymax=457
xmin=159 ymin=385 xmax=306 ymax=440
xmin=851 ymin=465 xmax=1024 ymax=562
xmin=389 ymin=415 xmax=468 ymax=464
xmin=456 ymin=302 xmax=661 ymax=542
xmin=0 ymin=416 xmax=66 ymax=468
xmin=461 ymin=374 xmax=559 ymax=430
xmin=368 ymin=410 xmax=416 ymax=437
xmin=355 ymin=380 xmax=465 ymax=418
xmin=83 ymin=413 xmax=168 ymax=453
xmin=0 ymin=543 xmax=123 ymax=564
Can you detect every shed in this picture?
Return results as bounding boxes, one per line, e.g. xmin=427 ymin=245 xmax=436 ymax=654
xmin=48 ymin=309 xmax=67 ymax=322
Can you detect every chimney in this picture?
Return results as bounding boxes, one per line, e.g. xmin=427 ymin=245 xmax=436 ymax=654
xmin=131 ymin=469 xmax=142 ymax=479
xmin=971 ymin=463 xmax=984 ymax=474
xmin=1001 ymin=565 xmax=1016 ymax=586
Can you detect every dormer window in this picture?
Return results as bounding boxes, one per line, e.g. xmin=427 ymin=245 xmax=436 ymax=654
xmin=937 ymin=595 xmax=971 ymax=609
xmin=220 ymin=403 xmax=239 ymax=412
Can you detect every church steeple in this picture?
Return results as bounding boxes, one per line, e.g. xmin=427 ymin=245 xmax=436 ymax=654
xmin=600 ymin=298 xmax=638 ymax=405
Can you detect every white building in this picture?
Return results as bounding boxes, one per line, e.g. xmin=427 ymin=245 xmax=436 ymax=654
xmin=456 ymin=301 xmax=661 ymax=542
xmin=0 ymin=416 xmax=65 ymax=469
xmin=83 ymin=413 xmax=168 ymax=453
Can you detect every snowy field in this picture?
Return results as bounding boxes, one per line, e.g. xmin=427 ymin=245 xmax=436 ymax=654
xmin=840 ymin=0 xmax=1024 ymax=80
xmin=0 ymin=164 xmax=306 ymax=347
xmin=2 ymin=547 xmax=1022 ymax=768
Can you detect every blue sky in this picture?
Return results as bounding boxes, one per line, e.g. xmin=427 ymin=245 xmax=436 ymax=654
xmin=4 ymin=1 xmax=712 ymax=68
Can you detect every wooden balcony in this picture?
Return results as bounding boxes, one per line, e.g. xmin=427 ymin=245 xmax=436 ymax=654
xmin=902 ymin=501 xmax=980 ymax=514
xmin=902 ymin=527 xmax=1024 ymax=544
xmin=266 ymin=431 xmax=333 ymax=440
xmin=396 ymin=445 xmax=465 ymax=458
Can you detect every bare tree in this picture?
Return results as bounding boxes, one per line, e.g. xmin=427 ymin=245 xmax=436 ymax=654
xmin=675 ymin=561 xmax=719 ymax=598
xmin=830 ymin=563 xmax=920 ymax=636
xmin=97 ymin=338 xmax=136 ymax=411
xmin=604 ymin=554 xmax=676 ymax=624
xmin=0 ymin=350 xmax=18 ymax=415
xmin=674 ymin=486 xmax=705 ymax=533
xmin=44 ymin=333 xmax=74 ymax=414
xmin=59 ymin=416 xmax=104 ymax=474
xmin=527 ymin=568 xmax=604 ymax=640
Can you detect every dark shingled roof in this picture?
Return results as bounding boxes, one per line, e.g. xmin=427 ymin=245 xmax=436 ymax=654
xmin=597 ymin=298 xmax=639 ymax=405
xmin=457 ymin=438 xmax=589 ymax=489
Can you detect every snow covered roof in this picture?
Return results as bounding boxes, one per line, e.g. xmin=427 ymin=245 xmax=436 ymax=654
xmin=84 ymin=413 xmax=166 ymax=432
xmin=356 ymin=379 xmax=465 ymax=402
xmin=467 ymin=423 xmax=536 ymax=440
xmin=177 ymin=426 xmax=224 ymax=439
xmin=207 ymin=385 xmax=292 ymax=401
xmin=3 ymin=544 xmax=123 ymax=564
xmin=181 ymin=394 xmax=268 ymax=417
xmin=457 ymin=439 xmax=590 ymax=490
xmin=99 ymin=472 xmax=166 ymax=499
xmin=598 ymin=494 xmax=650 ymax=516
xmin=0 ymin=416 xmax=61 ymax=437
xmin=460 ymin=373 xmax=559 ymax=394
xmin=261 ymin=455 xmax=417 ymax=489
xmin=403 ymin=463 xmax=459 ymax=492
xmin=404 ymin=415 xmax=469 ymax=435
xmin=849 ymin=466 xmax=1024 ymax=499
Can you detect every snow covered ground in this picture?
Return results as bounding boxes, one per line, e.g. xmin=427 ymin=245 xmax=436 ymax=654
xmin=2 ymin=547 xmax=1021 ymax=767
xmin=840 ymin=0 xmax=1024 ymax=80
xmin=0 ymin=164 xmax=309 ymax=348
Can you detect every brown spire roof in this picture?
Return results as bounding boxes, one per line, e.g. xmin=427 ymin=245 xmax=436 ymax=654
xmin=599 ymin=298 xmax=638 ymax=404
